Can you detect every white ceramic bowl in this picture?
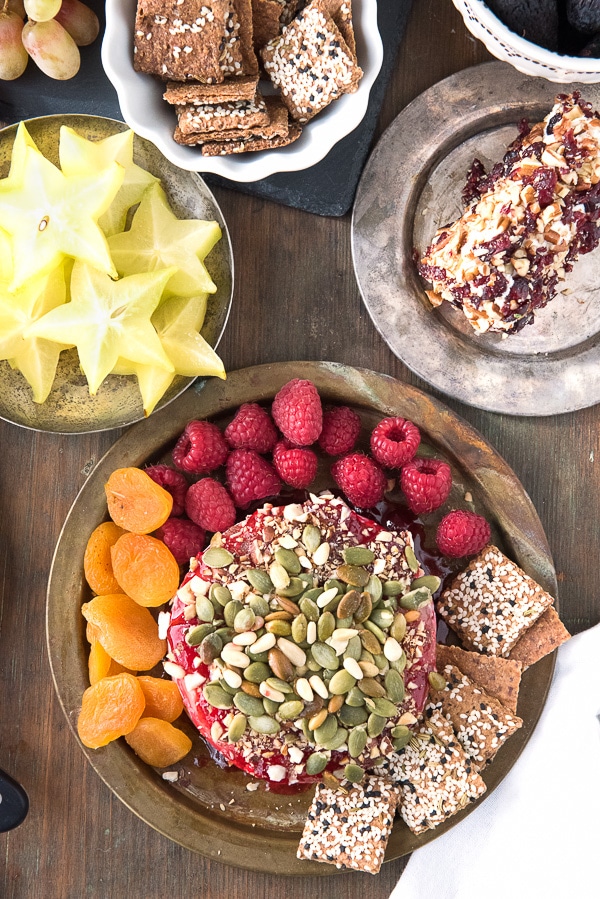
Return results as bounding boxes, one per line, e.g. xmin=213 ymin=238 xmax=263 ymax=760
xmin=102 ymin=0 xmax=383 ymax=181
xmin=453 ymin=0 xmax=600 ymax=83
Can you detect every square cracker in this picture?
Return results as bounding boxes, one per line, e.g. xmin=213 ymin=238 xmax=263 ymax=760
xmin=260 ymin=0 xmax=363 ymax=122
xmin=176 ymin=93 xmax=269 ymax=135
xmin=163 ymin=75 xmax=259 ymax=104
xmin=174 ymin=95 xmax=292 ymax=144
xmin=508 ymin=606 xmax=570 ymax=668
xmin=297 ymin=776 xmax=399 ymax=874
xmin=251 ymin=0 xmax=285 ymax=48
xmin=429 ymin=663 xmax=523 ymax=768
xmin=437 ymin=544 xmax=555 ymax=656
xmin=134 ymin=0 xmax=231 ymax=82
xmin=377 ymin=708 xmax=486 ymax=835
xmin=197 ymin=120 xmax=302 ymax=153
xmin=229 ymin=0 xmax=259 ymax=76
xmin=436 ymin=643 xmax=523 ymax=714
xmin=323 ymin=0 xmax=357 ymax=59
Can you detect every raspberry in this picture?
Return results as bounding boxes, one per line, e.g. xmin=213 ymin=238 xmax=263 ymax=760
xmin=318 ymin=406 xmax=361 ymax=455
xmin=436 ymin=510 xmax=491 ymax=557
xmin=272 ymin=440 xmax=318 ymax=489
xmin=224 ymin=403 xmax=278 ymax=453
xmin=154 ymin=517 xmax=206 ymax=566
xmin=145 ymin=464 xmax=188 ymax=516
xmin=370 ymin=417 xmax=421 ymax=469
xmin=400 ymin=457 xmax=452 ymax=515
xmin=271 ymin=378 xmax=322 ymax=446
xmin=226 ymin=449 xmax=282 ymax=509
xmin=172 ymin=420 xmax=229 ymax=474
xmin=331 ymin=452 xmax=387 ymax=508
xmin=185 ymin=478 xmax=236 ymax=533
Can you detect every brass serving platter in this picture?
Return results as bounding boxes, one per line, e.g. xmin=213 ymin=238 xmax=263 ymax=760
xmin=46 ymin=361 xmax=557 ymax=874
xmin=0 ymin=114 xmax=233 ymax=433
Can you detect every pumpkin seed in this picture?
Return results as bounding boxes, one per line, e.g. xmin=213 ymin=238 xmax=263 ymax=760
xmin=203 ymin=683 xmax=234 ymax=710
xmin=344 ymin=763 xmax=364 ymax=783
xmin=358 ymin=677 xmax=386 ymax=698
xmin=278 ymin=699 xmax=304 ymax=720
xmin=345 ymin=685 xmax=366 ymax=707
xmin=209 ymin=584 xmax=231 ymax=607
xmin=299 ymin=717 xmax=313 ymax=742
xmin=268 ymin=647 xmax=294 ymax=681
xmin=343 ymin=546 xmax=375 ymax=566
xmin=214 ymin=625 xmax=235 ymax=644
xmin=291 ymin=613 xmax=308 ymax=645
xmin=314 ymin=714 xmax=338 ymax=745
xmin=265 ymin=676 xmax=293 ymax=694
xmin=359 ymin=628 xmax=383 ymax=655
xmin=311 ymin=642 xmax=339 ymax=670
xmin=428 ymin=671 xmax=447 ymax=691
xmin=185 ymin=623 xmax=215 ymax=646
xmin=348 ymin=726 xmax=368 ymax=759
xmin=240 ymin=681 xmax=262 ymax=699
xmin=399 ymin=587 xmax=431 ymax=611
xmin=343 ymin=635 xmax=362 ymax=662
xmin=358 ymin=660 xmax=379 ymax=678
xmin=195 ymin=595 xmax=215 ymax=623
xmin=374 ymin=653 xmax=388 ymax=671
xmin=367 ymin=712 xmax=386 ymax=738
xmin=404 ymin=545 xmax=420 ymax=573
xmin=322 ymin=593 xmax=342 ymax=614
xmin=366 ymin=574 xmax=383 ymax=604
xmin=322 ymin=727 xmax=348 ymax=751
xmin=234 ymin=692 xmax=265 ymax=717
xmin=336 ymin=589 xmax=361 ymax=619
xmin=393 ymin=734 xmax=411 ymax=751
xmin=389 ymin=653 xmax=407 ymax=674
xmin=227 ymin=714 xmax=247 ymax=743
xmin=234 ymin=607 xmax=256 ymax=632
xmin=363 ymin=619 xmax=386 ymax=644
xmin=324 ymin=579 xmax=345 ymax=594
xmin=247 ymin=569 xmax=274 ymax=594
xmin=412 ymin=574 xmax=441 ymax=593
xmin=327 ymin=669 xmax=355 ymax=696
xmin=277 ymin=577 xmax=305 ymax=598
xmin=203 ymin=547 xmax=235 ymax=568
xmin=305 ymin=752 xmax=328 ymax=775
xmin=300 ymin=595 xmax=321 ymax=621
xmin=385 ymin=668 xmax=405 ymax=703
xmin=338 ymin=704 xmax=369 ymax=727
xmin=224 ymin=599 xmax=243 ymax=628
xmin=248 ymin=715 xmax=280 ymax=735
xmin=274 ymin=547 xmax=301 ymax=575
xmin=265 ymin=619 xmax=292 ymax=637
xmin=390 ymin=612 xmax=407 ymax=642
xmin=244 ymin=661 xmax=272 ymax=683
xmin=262 ymin=698 xmax=280 ymax=716
xmin=199 ymin=632 xmax=223 ymax=664
xmin=302 ymin=524 xmax=322 ymax=554
xmin=317 ymin=611 xmax=335 ymax=642
xmin=249 ymin=595 xmax=270 ymax=618
xmin=371 ymin=697 xmax=399 ymax=718
xmin=354 ymin=592 xmax=373 ymax=623
xmin=219 ymin=677 xmax=239 ymax=696
xmin=391 ymin=725 xmax=411 ymax=747
xmin=336 ymin=564 xmax=370 ymax=588
xmin=369 ymin=607 xmax=394 ymax=629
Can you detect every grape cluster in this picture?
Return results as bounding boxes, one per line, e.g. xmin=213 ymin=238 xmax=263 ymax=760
xmin=0 ymin=0 xmax=99 ymax=81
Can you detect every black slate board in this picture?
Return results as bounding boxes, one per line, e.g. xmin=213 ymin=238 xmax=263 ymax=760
xmin=0 ymin=0 xmax=413 ymax=217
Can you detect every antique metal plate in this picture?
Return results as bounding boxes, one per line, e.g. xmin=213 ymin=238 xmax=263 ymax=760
xmin=47 ymin=362 xmax=556 ymax=873
xmin=352 ymin=62 xmax=600 ymax=415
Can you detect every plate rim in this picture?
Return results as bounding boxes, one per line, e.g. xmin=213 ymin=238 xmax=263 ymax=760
xmin=46 ymin=360 xmax=557 ymax=874
xmin=351 ymin=61 xmax=600 ymax=416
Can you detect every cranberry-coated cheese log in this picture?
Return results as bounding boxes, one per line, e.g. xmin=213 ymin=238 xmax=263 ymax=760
xmin=419 ymin=93 xmax=600 ymax=334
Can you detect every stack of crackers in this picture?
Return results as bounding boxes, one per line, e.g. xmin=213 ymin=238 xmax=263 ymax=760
xmin=133 ymin=0 xmax=363 ymax=155
xmin=297 ymin=543 xmax=570 ymax=873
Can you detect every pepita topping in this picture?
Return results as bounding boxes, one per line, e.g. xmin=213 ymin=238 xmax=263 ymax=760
xmin=166 ymin=493 xmax=437 ymax=786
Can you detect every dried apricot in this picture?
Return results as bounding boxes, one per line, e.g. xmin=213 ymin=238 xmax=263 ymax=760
xmin=124 ymin=717 xmax=192 ymax=767
xmin=86 ymin=621 xmax=101 ymax=643
xmin=82 ymin=593 xmax=166 ymax=670
xmin=88 ymin=640 xmax=136 ymax=685
xmin=105 ymin=467 xmax=173 ymax=534
xmin=110 ymin=533 xmax=180 ymax=607
xmin=84 ymin=521 xmax=126 ymax=594
xmin=77 ymin=672 xmax=146 ymax=749
xmin=137 ymin=676 xmax=184 ymax=722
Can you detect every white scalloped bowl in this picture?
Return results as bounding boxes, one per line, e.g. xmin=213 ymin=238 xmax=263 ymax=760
xmin=453 ymin=0 xmax=600 ymax=83
xmin=102 ymin=0 xmax=383 ymax=182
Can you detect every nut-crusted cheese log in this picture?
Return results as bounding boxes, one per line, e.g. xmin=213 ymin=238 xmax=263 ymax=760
xmin=419 ymin=93 xmax=600 ymax=334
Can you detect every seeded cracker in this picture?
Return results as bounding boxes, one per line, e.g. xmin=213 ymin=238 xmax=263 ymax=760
xmin=508 ymin=606 xmax=570 ymax=669
xmin=163 ymin=74 xmax=259 ymax=103
xmin=437 ymin=544 xmax=554 ymax=656
xmin=297 ymin=776 xmax=400 ymax=874
xmin=376 ymin=708 xmax=486 ymax=835
xmin=251 ymin=0 xmax=296 ymax=49
xmin=196 ymin=121 xmax=302 ymax=153
xmin=174 ymin=94 xmax=290 ymax=142
xmin=176 ymin=93 xmax=269 ymax=135
xmin=436 ymin=643 xmax=523 ymax=713
xmin=323 ymin=0 xmax=356 ymax=59
xmin=428 ymin=663 xmax=523 ymax=767
xmin=260 ymin=0 xmax=363 ymax=123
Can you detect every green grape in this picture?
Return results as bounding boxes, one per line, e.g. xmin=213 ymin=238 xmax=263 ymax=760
xmin=0 ymin=7 xmax=28 ymax=80
xmin=21 ymin=18 xmax=80 ymax=80
xmin=23 ymin=0 xmax=61 ymax=22
xmin=54 ymin=0 xmax=99 ymax=46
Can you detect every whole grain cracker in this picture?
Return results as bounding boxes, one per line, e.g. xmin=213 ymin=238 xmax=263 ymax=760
xmin=174 ymin=95 xmax=290 ymax=143
xmin=508 ymin=606 xmax=570 ymax=669
xmin=176 ymin=92 xmax=269 ymax=135
xmin=436 ymin=643 xmax=523 ymax=714
xmin=163 ymin=74 xmax=259 ymax=104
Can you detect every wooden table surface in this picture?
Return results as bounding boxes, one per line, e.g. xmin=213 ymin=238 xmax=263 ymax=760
xmin=1 ymin=1 xmax=598 ymax=896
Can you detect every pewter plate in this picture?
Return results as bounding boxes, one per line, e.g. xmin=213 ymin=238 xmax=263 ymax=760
xmin=47 ymin=362 xmax=556 ymax=873
xmin=351 ymin=61 xmax=600 ymax=415
xmin=0 ymin=115 xmax=233 ymax=433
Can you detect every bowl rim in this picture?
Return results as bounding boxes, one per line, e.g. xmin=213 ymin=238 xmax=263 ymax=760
xmin=101 ymin=0 xmax=384 ymax=182
xmin=453 ymin=0 xmax=600 ymax=74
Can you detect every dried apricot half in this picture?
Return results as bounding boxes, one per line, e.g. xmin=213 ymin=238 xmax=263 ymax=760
xmin=77 ymin=672 xmax=146 ymax=749
xmin=88 ymin=640 xmax=136 ymax=685
xmin=137 ymin=676 xmax=184 ymax=722
xmin=125 ymin=717 xmax=192 ymax=767
xmin=82 ymin=593 xmax=166 ymax=670
xmin=105 ymin=467 xmax=173 ymax=534
xmin=110 ymin=533 xmax=180 ymax=607
xmin=84 ymin=520 xmax=126 ymax=595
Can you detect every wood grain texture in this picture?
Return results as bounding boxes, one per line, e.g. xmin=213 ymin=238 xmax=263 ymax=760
xmin=1 ymin=1 xmax=598 ymax=896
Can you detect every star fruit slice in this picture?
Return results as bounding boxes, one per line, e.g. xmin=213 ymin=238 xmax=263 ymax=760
xmin=0 ymin=264 xmax=71 ymax=403
xmin=0 ymin=122 xmax=39 ymax=195
xmin=0 ymin=144 xmax=124 ymax=291
xmin=26 ymin=261 xmax=176 ymax=395
xmin=58 ymin=126 xmax=159 ymax=237
xmin=108 ymin=182 xmax=221 ymax=298
xmin=112 ymin=293 xmax=226 ymax=416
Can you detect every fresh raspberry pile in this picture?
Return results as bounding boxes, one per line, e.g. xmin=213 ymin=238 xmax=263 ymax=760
xmin=436 ymin=510 xmax=491 ymax=557
xmin=145 ymin=464 xmax=188 ymax=517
